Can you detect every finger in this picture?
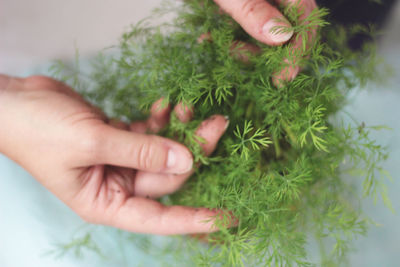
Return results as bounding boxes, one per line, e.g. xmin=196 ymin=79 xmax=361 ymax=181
xmin=107 ymin=197 xmax=226 ymax=235
xmin=198 ymin=32 xmax=261 ymax=63
xmin=109 ymin=119 xmax=129 ymax=130
xmin=133 ymin=115 xmax=229 ymax=198
xmin=275 ymin=0 xmax=317 ymax=22
xmin=272 ymin=0 xmax=317 ymax=86
xmin=146 ymin=98 xmax=171 ymax=133
xmin=272 ymin=59 xmax=300 ymax=86
xmin=129 ymin=98 xmax=170 ymax=134
xmin=129 ymin=121 xmax=148 ymax=134
xmin=130 ymin=101 xmax=191 ymax=133
xmin=134 ymin=172 xmax=191 ymax=198
xmin=195 ymin=115 xmax=229 ymax=155
xmin=197 ymin=32 xmax=212 ymax=44
xmin=90 ymin=125 xmax=193 ymax=174
xmin=213 ymin=0 xmax=293 ymax=45
xmin=230 ymin=40 xmax=261 ymax=63
xmin=173 ymin=102 xmax=194 ymax=123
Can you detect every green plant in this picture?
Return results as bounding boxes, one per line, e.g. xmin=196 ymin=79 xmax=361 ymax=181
xmin=50 ymin=0 xmax=392 ymax=265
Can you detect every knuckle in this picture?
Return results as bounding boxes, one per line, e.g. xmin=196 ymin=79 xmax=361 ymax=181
xmin=79 ymin=126 xmax=105 ymax=157
xmin=136 ymin=137 xmax=159 ymax=170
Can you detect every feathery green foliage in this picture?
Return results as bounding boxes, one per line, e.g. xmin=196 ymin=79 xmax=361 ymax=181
xmin=50 ymin=0 xmax=392 ymax=265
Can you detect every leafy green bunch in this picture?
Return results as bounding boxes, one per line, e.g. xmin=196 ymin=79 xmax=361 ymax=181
xmin=51 ymin=0 xmax=391 ymax=266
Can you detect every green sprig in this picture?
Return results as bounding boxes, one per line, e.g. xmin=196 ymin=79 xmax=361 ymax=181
xmin=49 ymin=0 xmax=392 ymax=266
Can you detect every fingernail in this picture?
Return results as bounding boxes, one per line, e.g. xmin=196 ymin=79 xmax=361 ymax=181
xmin=262 ymin=18 xmax=293 ymax=43
xmin=167 ymin=147 xmax=193 ymax=174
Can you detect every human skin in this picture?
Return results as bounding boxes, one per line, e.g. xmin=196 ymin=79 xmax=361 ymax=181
xmin=0 ymin=75 xmax=230 ymax=235
xmin=213 ymin=0 xmax=318 ymax=84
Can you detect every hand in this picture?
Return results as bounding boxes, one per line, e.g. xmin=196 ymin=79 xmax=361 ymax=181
xmin=213 ymin=0 xmax=318 ymax=85
xmin=0 ymin=74 xmax=230 ymax=235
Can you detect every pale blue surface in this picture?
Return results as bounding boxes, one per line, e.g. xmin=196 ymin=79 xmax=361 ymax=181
xmin=346 ymin=88 xmax=400 ymax=266
xmin=1 ymin=10 xmax=400 ymax=267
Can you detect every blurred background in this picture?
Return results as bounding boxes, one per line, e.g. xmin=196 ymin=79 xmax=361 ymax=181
xmin=1 ymin=0 xmax=400 ymax=266
xmin=1 ymin=0 xmax=164 ymax=75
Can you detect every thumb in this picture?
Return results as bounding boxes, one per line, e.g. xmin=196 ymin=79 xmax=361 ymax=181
xmin=214 ymin=0 xmax=293 ymax=45
xmin=91 ymin=125 xmax=193 ymax=174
